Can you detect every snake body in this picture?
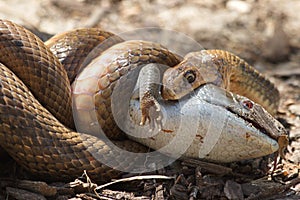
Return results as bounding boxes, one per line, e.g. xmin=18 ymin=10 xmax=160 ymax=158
xmin=45 ymin=28 xmax=124 ymax=83
xmin=0 ymin=20 xmax=75 ymax=129
xmin=0 ymin=19 xmax=287 ymax=182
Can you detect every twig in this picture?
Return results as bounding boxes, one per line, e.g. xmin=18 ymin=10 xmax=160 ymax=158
xmin=95 ymin=175 xmax=174 ymax=191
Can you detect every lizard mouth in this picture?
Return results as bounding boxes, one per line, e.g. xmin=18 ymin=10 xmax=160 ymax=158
xmin=233 ymin=108 xmax=289 ymax=160
xmin=226 ymin=107 xmax=277 ymax=141
xmin=244 ymin=116 xmax=273 ymax=139
xmin=222 ymin=93 xmax=288 ymax=159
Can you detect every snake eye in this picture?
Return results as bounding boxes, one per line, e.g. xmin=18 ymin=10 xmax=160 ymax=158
xmin=242 ymin=100 xmax=254 ymax=110
xmin=184 ymin=70 xmax=196 ymax=84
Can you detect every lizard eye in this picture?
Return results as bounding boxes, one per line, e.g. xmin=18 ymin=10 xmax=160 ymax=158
xmin=242 ymin=100 xmax=254 ymax=110
xmin=184 ymin=70 xmax=196 ymax=84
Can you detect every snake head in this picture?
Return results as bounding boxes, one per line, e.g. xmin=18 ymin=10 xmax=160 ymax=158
xmin=161 ymin=60 xmax=202 ymax=100
xmin=162 ymin=51 xmax=224 ymax=100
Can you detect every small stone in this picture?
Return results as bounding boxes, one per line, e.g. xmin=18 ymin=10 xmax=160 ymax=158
xmin=224 ymin=180 xmax=244 ymax=200
xmin=289 ymin=104 xmax=300 ymax=115
xmin=226 ymin=0 xmax=252 ymax=14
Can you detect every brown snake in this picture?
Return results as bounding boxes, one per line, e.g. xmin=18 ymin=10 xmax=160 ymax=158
xmin=0 ymin=19 xmax=283 ymax=182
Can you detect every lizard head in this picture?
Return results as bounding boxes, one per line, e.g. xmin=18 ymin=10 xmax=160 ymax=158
xmin=226 ymin=94 xmax=288 ymax=160
xmin=200 ymin=86 xmax=288 ymax=161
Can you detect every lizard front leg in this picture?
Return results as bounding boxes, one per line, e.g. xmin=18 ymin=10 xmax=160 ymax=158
xmin=133 ymin=63 xmax=168 ymax=131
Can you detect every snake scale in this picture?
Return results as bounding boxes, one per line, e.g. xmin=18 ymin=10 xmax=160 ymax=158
xmin=0 ymin=19 xmax=285 ymax=182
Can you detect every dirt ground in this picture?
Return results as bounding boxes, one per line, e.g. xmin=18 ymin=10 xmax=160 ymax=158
xmin=0 ymin=0 xmax=299 ymax=199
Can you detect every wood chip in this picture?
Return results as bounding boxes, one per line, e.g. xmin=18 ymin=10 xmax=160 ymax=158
xmin=6 ymin=187 xmax=47 ymax=200
xmin=224 ymin=180 xmax=244 ymax=200
xmin=182 ymin=158 xmax=233 ymax=175
xmin=16 ymin=180 xmax=57 ymax=197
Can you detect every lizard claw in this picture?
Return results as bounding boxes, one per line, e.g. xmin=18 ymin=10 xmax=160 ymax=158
xmin=140 ymin=93 xmax=163 ymax=132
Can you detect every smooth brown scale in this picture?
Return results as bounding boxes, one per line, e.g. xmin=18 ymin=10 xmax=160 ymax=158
xmin=0 ymin=67 xmax=119 ymax=181
xmin=203 ymin=50 xmax=280 ymax=115
xmin=45 ymin=28 xmax=124 ymax=83
xmin=0 ymin=19 xmax=74 ymax=129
